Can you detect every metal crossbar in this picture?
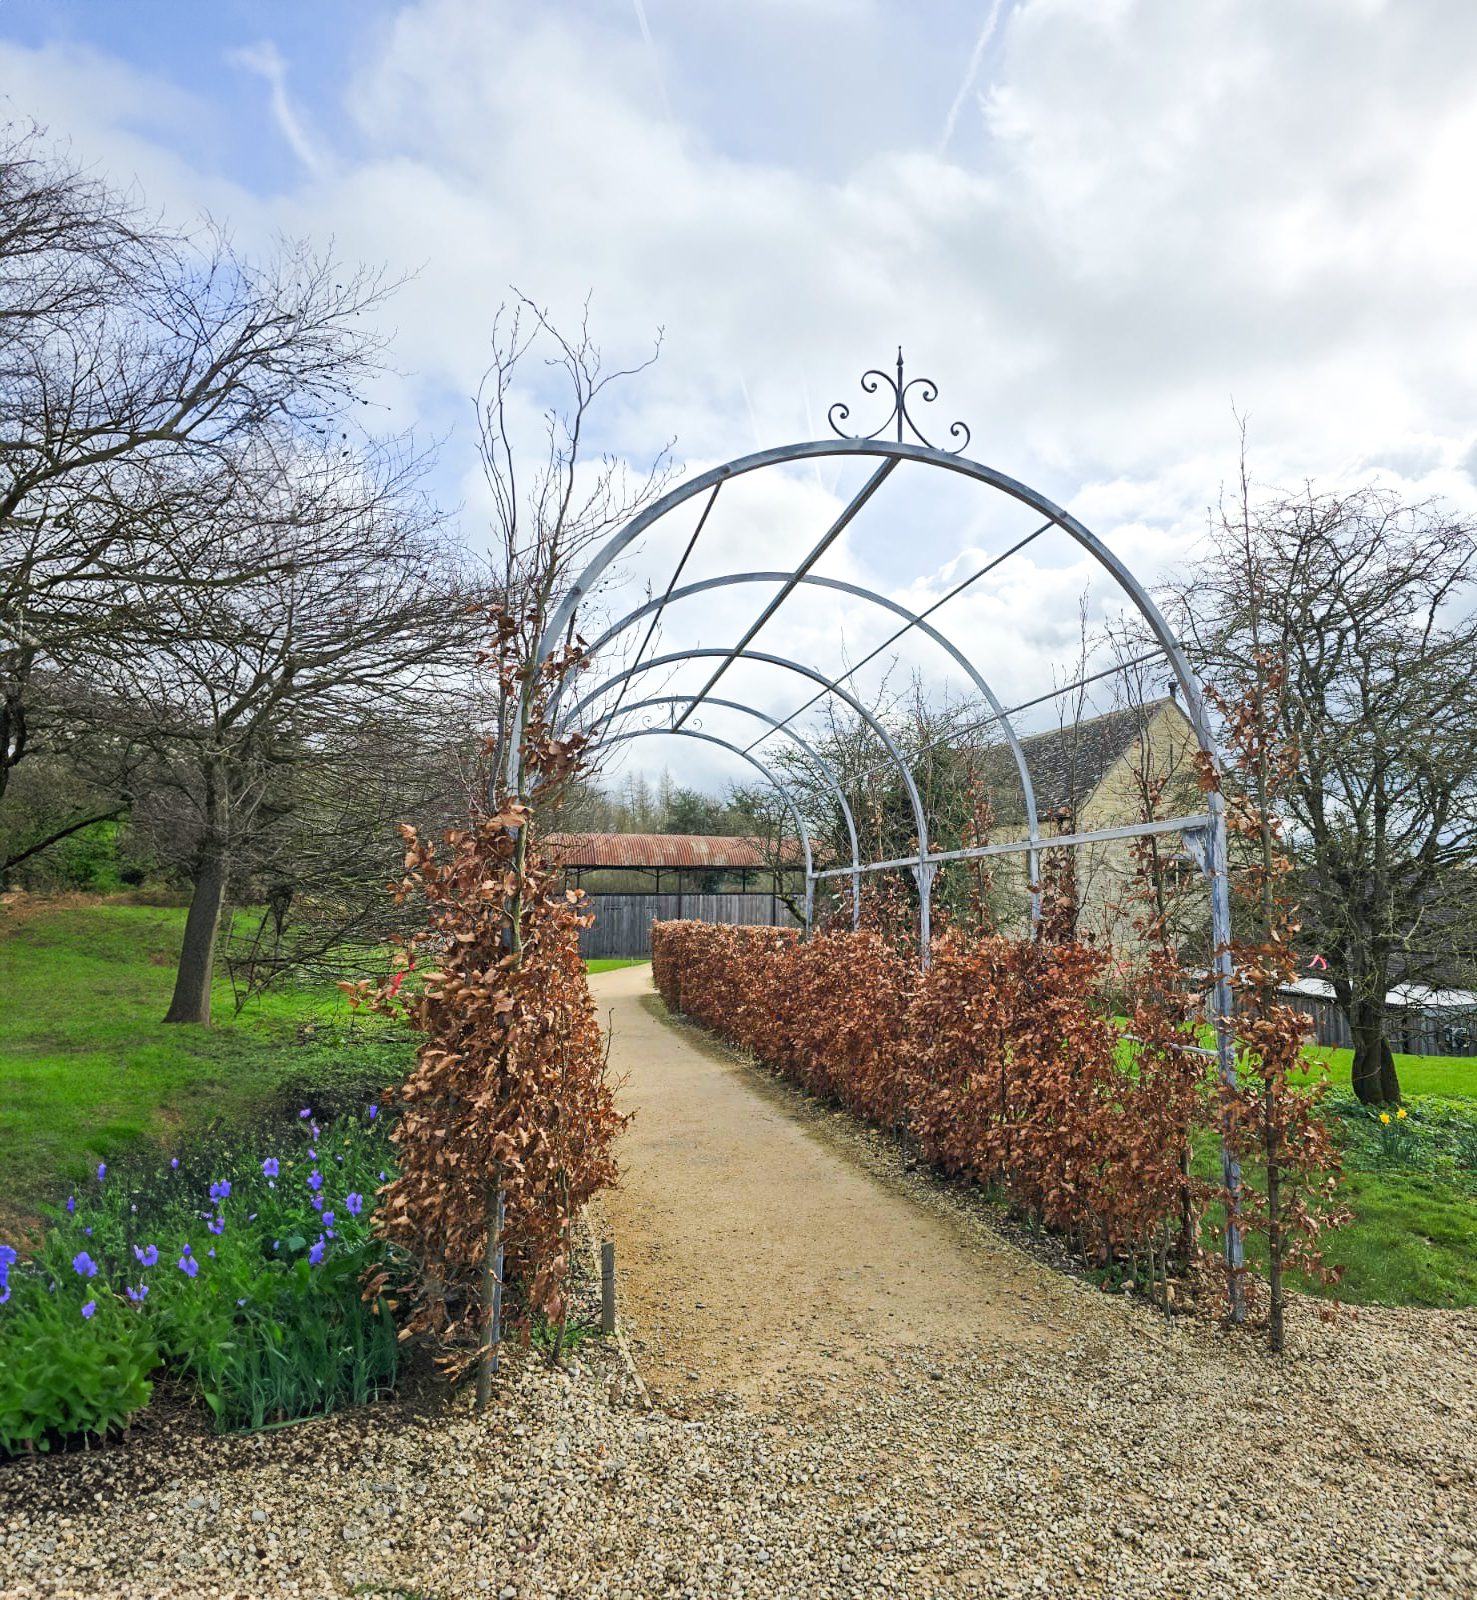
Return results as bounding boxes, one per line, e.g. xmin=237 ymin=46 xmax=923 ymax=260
xmin=738 ymin=516 xmax=1055 ymax=756
xmin=838 ymin=645 xmax=1169 ymax=795
xmin=668 ymin=458 xmax=897 ymax=730
xmin=593 ymin=481 xmax=722 ymax=738
xmin=810 ymin=811 xmax=1212 ymax=879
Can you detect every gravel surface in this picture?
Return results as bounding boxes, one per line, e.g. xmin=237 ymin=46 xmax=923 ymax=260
xmin=3 ymin=967 xmax=1474 ymax=1598
xmin=2 ymin=1294 xmax=1473 ymax=1599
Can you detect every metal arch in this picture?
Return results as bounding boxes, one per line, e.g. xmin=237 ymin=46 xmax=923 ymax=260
xmin=536 ymin=438 xmax=1217 ymax=753
xmin=528 ymin=421 xmax=1243 ymax=1317
xmin=597 ymin=725 xmax=818 ymax=936
xmin=584 ymin=694 xmax=864 ymax=930
xmin=562 ymin=644 xmax=936 ymax=955
xmin=574 ymin=570 xmax=1043 ymax=923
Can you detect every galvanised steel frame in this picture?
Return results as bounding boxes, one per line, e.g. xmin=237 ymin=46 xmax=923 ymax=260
xmin=515 ymin=355 xmax=1246 ymax=1315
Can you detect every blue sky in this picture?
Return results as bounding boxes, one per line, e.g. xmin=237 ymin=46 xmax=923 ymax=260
xmin=5 ymin=0 xmax=1476 ymax=791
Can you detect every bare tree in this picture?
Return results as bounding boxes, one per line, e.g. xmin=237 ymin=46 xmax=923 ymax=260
xmin=474 ymin=295 xmax=674 ymax=786
xmin=1166 ymin=468 xmax=1477 ymax=1103
xmin=95 ymin=436 xmax=476 ymax=1024
xmin=1 ymin=123 xmax=392 ymax=818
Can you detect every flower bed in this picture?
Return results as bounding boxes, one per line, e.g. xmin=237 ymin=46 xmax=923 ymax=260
xmin=0 ymin=1104 xmax=398 ymax=1455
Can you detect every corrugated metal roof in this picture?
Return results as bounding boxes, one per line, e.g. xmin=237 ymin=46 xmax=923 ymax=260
xmin=1281 ymin=976 xmax=1477 ymax=1011
xmin=545 ymin=832 xmax=801 ymax=869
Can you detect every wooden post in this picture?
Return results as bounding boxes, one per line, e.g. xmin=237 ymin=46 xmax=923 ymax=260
xmin=600 ymin=1239 xmax=616 ymax=1335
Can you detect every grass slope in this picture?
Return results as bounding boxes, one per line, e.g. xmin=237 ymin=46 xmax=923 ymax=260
xmin=0 ymin=902 xmax=413 ymax=1213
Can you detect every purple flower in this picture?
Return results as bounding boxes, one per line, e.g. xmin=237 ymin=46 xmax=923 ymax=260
xmin=262 ymin=1157 xmax=279 ymax=1179
xmin=66 ymin=1194 xmax=75 ymax=1214
xmin=134 ymin=1243 xmax=158 ymax=1267
xmin=368 ymin=1103 xmax=378 ymax=1120
xmin=96 ymin=1162 xmax=106 ymax=1182
xmin=307 ymin=1170 xmax=323 ymax=1192
xmin=126 ymin=1283 xmax=149 ymax=1303
xmin=207 ymin=1216 xmax=224 ymax=1235
xmin=0 ymin=1243 xmax=15 ymax=1305
xmin=311 ymin=1194 xmax=324 ymax=1212
xmin=171 ymin=1157 xmax=179 ymax=1169
xmin=72 ymin=1251 xmax=98 ymax=1279
xmin=179 ymin=1253 xmax=198 ymax=1279
xmin=323 ymin=1212 xmax=336 ymax=1238
xmin=310 ymin=1122 xmax=320 ymax=1139
xmin=207 ymin=1247 xmax=216 ymax=1258
xmin=299 ymin=1108 xmax=311 ymax=1119
xmin=308 ymin=1236 xmax=326 ymax=1266
xmin=378 ymin=1171 xmax=388 ymax=1183
xmin=83 ymin=1226 xmax=92 ymax=1236
xmin=344 ymin=1192 xmax=363 ymax=1217
xmin=247 ymin=1212 xmax=257 ymax=1222
xmin=307 ymin=1148 xmax=317 ymax=1160
xmin=209 ymin=1179 xmax=231 ymax=1202
xmin=81 ymin=1299 xmax=96 ymax=1320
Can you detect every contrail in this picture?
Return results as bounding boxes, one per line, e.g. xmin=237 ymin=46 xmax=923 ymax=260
xmin=631 ymin=0 xmax=676 ymax=122
xmin=938 ymin=0 xmax=1006 ymax=155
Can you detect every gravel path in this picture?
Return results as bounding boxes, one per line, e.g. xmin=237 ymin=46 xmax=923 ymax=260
xmin=585 ymin=964 xmax=1064 ymax=1403
xmin=2 ymin=967 xmax=1474 ymax=1598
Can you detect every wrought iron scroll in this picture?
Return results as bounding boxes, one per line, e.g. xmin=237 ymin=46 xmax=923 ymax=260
xmin=827 ymin=347 xmax=971 ymax=455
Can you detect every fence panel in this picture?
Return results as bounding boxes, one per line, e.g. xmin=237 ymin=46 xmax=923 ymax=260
xmin=579 ymin=892 xmax=798 ymax=959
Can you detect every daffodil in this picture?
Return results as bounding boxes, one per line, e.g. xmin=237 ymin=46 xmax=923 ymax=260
xmin=1379 ymin=1111 xmax=1391 ymax=1125
xmin=1396 ymin=1107 xmax=1407 ymax=1120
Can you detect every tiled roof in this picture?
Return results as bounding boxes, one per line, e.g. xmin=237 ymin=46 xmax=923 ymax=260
xmin=978 ymin=697 xmax=1185 ymax=819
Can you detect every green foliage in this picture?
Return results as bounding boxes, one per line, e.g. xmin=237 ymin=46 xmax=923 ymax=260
xmin=0 ymin=1105 xmax=400 ymax=1453
xmin=1193 ymin=1089 xmax=1477 ymax=1306
xmin=0 ymin=1285 xmax=157 ymax=1455
xmin=49 ymin=820 xmax=128 ymax=892
xmin=0 ymin=902 xmax=416 ymax=1207
xmin=529 ymin=1312 xmax=601 ymax=1357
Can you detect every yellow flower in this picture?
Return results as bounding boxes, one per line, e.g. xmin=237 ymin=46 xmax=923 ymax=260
xmin=1396 ymin=1107 xmax=1407 ymax=1120
xmin=1379 ymin=1111 xmax=1391 ymax=1125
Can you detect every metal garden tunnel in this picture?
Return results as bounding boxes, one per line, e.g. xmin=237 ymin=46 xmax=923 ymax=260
xmin=509 ymin=353 xmax=1244 ymax=1292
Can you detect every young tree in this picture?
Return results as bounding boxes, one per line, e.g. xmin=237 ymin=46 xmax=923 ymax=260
xmin=1168 ymin=472 xmax=1477 ymax=1103
xmin=474 ymin=295 xmax=673 ymax=773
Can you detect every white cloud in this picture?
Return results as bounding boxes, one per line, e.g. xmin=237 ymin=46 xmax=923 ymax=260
xmin=6 ymin=0 xmax=1477 ymax=796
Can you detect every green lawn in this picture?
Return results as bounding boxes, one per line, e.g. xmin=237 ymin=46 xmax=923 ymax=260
xmin=1298 ymin=1043 xmax=1474 ymax=1099
xmin=0 ymin=901 xmax=415 ymax=1216
xmin=586 ymin=958 xmax=647 ymax=974
xmin=0 ymin=903 xmax=650 ymax=1219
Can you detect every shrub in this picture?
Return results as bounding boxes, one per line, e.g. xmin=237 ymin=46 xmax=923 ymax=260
xmin=0 ymin=1282 xmax=157 ymax=1456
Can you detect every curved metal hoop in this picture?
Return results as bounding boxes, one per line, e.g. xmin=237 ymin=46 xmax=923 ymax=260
xmin=575 ymin=569 xmax=1042 ymax=920
xmin=565 ymin=645 xmax=930 ymax=878
xmin=597 ymin=725 xmax=818 ymax=935
xmin=580 ymin=693 xmax=864 ymax=929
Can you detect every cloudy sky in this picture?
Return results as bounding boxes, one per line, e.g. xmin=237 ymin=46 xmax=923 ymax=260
xmin=6 ymin=0 xmax=1476 ymax=794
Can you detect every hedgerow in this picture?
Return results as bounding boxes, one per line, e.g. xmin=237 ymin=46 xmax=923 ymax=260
xmin=653 ymin=921 xmax=1206 ymax=1271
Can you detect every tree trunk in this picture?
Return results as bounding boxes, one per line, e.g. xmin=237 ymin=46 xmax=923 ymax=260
xmin=164 ymin=843 xmax=229 ymax=1024
xmin=1350 ymin=1001 xmax=1401 ymax=1105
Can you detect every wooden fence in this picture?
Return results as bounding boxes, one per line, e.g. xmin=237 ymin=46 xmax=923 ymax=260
xmin=579 ymin=892 xmax=798 ymax=960
xmin=1277 ymin=988 xmax=1477 ymax=1057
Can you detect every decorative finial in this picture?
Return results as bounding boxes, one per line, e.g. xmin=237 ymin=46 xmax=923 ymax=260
xmin=827 ymin=349 xmax=971 ymax=454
